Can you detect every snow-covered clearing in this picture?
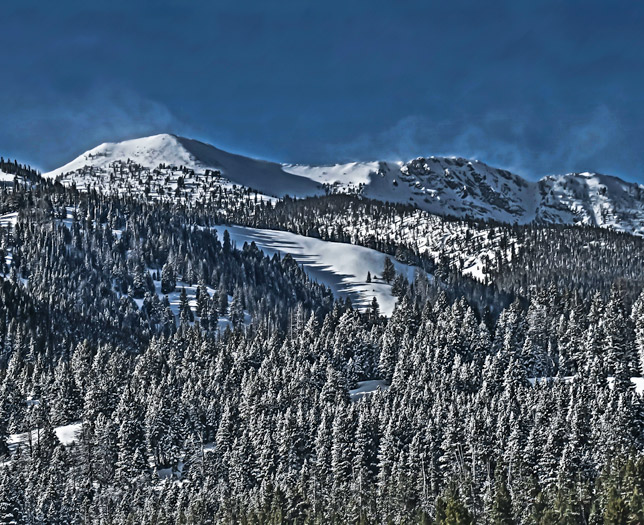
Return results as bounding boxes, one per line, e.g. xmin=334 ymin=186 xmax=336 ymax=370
xmin=8 ymin=422 xmax=82 ymax=453
xmin=630 ymin=377 xmax=644 ymax=394
xmin=146 ymin=272 xmax=250 ymax=329
xmin=0 ymin=171 xmax=15 ymax=183
xmin=349 ymin=380 xmax=389 ymax=401
xmin=212 ymin=225 xmax=423 ymax=316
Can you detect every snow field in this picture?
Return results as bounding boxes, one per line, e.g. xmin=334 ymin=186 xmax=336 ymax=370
xmin=0 ymin=212 xmax=17 ymax=228
xmin=349 ymin=380 xmax=389 ymax=402
xmin=212 ymin=225 xmax=423 ymax=316
xmin=8 ymin=422 xmax=82 ymax=453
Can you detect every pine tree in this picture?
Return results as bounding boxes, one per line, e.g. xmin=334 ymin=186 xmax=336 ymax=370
xmin=436 ymin=488 xmax=475 ymax=525
xmin=230 ymin=287 xmax=245 ymax=327
xmin=382 ymin=257 xmax=395 ymax=284
xmin=218 ymin=288 xmax=229 ymax=315
xmin=370 ymin=296 xmax=380 ymax=321
xmin=604 ymin=485 xmax=628 ymax=525
xmin=161 ymin=262 xmax=176 ymax=295
xmin=631 ymin=290 xmax=644 ymax=376
xmin=0 ymin=470 xmax=21 ymax=524
xmin=491 ymin=467 xmax=514 ymax=525
xmin=330 ymin=407 xmax=352 ymax=496
xmin=51 ymin=359 xmax=82 ymax=425
xmin=207 ymin=296 xmax=219 ymax=331
xmin=179 ymin=287 xmax=194 ymax=324
xmin=114 ymin=387 xmax=147 ymax=483
xmin=603 ymin=284 xmax=635 ymax=385
xmin=222 ymin=229 xmax=232 ymax=253
xmin=131 ymin=264 xmax=148 ymax=299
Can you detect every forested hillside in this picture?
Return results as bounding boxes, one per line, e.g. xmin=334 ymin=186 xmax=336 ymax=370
xmin=211 ymin=193 xmax=644 ymax=304
xmin=0 ymin=169 xmax=643 ymax=523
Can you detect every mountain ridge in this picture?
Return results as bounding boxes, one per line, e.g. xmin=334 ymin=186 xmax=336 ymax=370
xmin=43 ymin=133 xmax=644 ymax=235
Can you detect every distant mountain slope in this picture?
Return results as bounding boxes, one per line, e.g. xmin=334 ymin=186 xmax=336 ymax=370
xmin=44 ymin=134 xmax=324 ymax=198
xmin=285 ymin=157 xmax=540 ymax=224
xmin=287 ymin=159 xmax=644 ymax=234
xmin=537 ymin=172 xmax=644 ymax=235
xmin=44 ymin=133 xmax=644 ymax=235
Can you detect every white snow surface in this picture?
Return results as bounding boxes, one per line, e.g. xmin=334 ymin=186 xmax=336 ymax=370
xmin=8 ymin=422 xmax=81 ymax=452
xmin=283 ymin=162 xmax=380 ymax=186
xmin=631 ymin=377 xmax=644 ymax=394
xmin=212 ymin=225 xmax=421 ymax=316
xmin=44 ymin=134 xmax=324 ymax=199
xmin=349 ymin=380 xmax=389 ymax=401
xmin=0 ymin=212 xmax=18 ymax=228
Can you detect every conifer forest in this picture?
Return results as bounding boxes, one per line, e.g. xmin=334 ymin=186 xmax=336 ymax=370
xmin=0 ymin=163 xmax=642 ymax=524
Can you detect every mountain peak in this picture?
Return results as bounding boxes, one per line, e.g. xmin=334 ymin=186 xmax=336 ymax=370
xmin=44 ymin=133 xmax=325 ymax=198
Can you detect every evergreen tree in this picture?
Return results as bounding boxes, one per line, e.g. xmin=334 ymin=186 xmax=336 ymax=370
xmin=161 ymin=261 xmax=176 ymax=295
xmin=491 ymin=467 xmax=514 ymax=525
xmin=382 ymin=257 xmax=396 ymax=284
xmin=179 ymin=287 xmax=194 ymax=324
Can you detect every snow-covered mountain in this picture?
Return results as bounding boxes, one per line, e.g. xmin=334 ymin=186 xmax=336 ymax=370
xmin=536 ymin=172 xmax=644 ymax=235
xmin=44 ymin=134 xmax=324 ymax=199
xmin=44 ymin=133 xmax=644 ymax=235
xmin=286 ymin=157 xmax=539 ymax=224
xmin=287 ymin=159 xmax=644 ymax=234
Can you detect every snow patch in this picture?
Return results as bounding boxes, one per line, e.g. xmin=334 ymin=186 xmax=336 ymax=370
xmin=8 ymin=422 xmax=82 ymax=452
xmin=349 ymin=380 xmax=389 ymax=401
xmin=212 ymin=225 xmax=424 ymax=316
xmin=0 ymin=212 xmax=18 ymax=228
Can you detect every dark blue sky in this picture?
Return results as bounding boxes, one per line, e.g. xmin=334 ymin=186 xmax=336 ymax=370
xmin=3 ymin=0 xmax=644 ymax=180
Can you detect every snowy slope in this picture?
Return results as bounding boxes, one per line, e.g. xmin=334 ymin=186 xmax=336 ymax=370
xmin=536 ymin=172 xmax=644 ymax=236
xmin=287 ymin=159 xmax=644 ymax=233
xmin=290 ymin=157 xmax=539 ymax=223
xmin=212 ymin=225 xmax=422 ymax=315
xmin=46 ymin=134 xmax=199 ymax=176
xmin=284 ymin=162 xmax=380 ymax=186
xmin=44 ymin=134 xmax=323 ymax=199
xmin=371 ymin=157 xmax=538 ymax=223
xmin=8 ymin=422 xmax=82 ymax=452
xmin=349 ymin=380 xmax=389 ymax=401
xmin=44 ymin=134 xmax=644 ymax=235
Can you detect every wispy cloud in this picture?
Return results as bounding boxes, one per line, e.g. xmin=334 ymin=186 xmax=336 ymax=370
xmin=325 ymin=106 xmax=628 ymax=181
xmin=4 ymin=85 xmax=185 ymax=170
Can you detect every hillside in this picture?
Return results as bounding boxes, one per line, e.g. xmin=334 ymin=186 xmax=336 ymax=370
xmin=44 ymin=134 xmax=324 ymax=199
xmin=212 ymin=224 xmax=419 ymax=315
xmin=3 ymin=153 xmax=644 ymax=523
